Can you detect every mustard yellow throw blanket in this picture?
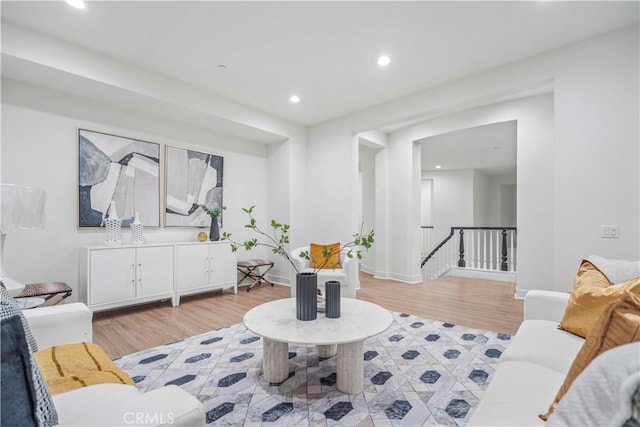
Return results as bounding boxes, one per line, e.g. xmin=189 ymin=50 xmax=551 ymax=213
xmin=35 ymin=342 xmax=135 ymax=394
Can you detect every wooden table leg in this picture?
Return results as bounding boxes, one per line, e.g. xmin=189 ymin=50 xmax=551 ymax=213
xmin=336 ymin=340 xmax=364 ymax=394
xmin=263 ymin=338 xmax=289 ymax=383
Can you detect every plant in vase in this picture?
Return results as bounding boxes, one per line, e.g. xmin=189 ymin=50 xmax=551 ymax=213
xmin=201 ymin=204 xmax=225 ymax=241
xmin=221 ymin=206 xmax=374 ymax=320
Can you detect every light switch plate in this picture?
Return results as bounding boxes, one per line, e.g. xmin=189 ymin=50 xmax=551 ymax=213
xmin=601 ymin=225 xmax=620 ymax=238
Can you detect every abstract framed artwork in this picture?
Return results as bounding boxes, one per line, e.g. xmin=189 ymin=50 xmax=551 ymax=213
xmin=164 ymin=145 xmax=224 ymax=227
xmin=78 ymin=129 xmax=160 ymax=227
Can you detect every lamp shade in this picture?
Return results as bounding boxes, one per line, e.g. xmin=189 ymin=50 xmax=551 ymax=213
xmin=0 ymin=184 xmax=46 ymax=234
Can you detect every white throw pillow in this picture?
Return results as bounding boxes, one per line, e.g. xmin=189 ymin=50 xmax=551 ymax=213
xmin=546 ymin=342 xmax=640 ymax=427
xmin=587 ymin=255 xmax=640 ymax=284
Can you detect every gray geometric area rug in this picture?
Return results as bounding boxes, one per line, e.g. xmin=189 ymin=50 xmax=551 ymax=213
xmin=115 ymin=311 xmax=511 ymax=426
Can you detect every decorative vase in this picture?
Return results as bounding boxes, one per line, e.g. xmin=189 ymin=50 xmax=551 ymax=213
xmin=104 ymin=201 xmax=122 ymax=247
xmin=131 ymin=211 xmax=144 ymax=245
xmin=296 ymin=272 xmax=317 ymax=321
xmin=325 ymin=280 xmax=341 ymax=318
xmin=209 ymin=217 xmax=220 ymax=241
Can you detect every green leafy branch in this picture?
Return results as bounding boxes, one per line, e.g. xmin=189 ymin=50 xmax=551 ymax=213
xmin=221 ymin=206 xmax=300 ymax=273
xmin=222 ymin=206 xmax=375 ymax=275
xmin=201 ymin=204 xmax=226 ymax=218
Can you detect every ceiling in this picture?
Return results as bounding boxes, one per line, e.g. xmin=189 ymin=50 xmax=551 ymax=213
xmin=419 ymin=121 xmax=517 ymax=176
xmin=1 ymin=1 xmax=638 ymax=129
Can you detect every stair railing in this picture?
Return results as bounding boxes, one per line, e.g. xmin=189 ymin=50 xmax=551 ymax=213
xmin=421 ymin=226 xmax=517 ymax=280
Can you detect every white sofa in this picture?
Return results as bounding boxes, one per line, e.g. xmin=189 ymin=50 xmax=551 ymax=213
xmin=290 ymin=246 xmax=360 ymax=298
xmin=23 ymin=303 xmax=205 ymax=427
xmin=468 ymin=290 xmax=584 ymax=426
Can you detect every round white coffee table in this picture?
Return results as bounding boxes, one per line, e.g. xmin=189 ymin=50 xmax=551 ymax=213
xmin=243 ymin=297 xmax=392 ymax=394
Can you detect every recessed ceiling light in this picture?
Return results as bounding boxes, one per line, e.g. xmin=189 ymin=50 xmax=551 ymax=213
xmin=218 ymin=64 xmax=228 ymax=71
xmin=435 ymin=165 xmax=442 ymax=169
xmin=66 ymin=0 xmax=86 ymax=9
xmin=377 ymin=55 xmax=391 ymax=67
xmin=289 ymin=95 xmax=300 ymax=104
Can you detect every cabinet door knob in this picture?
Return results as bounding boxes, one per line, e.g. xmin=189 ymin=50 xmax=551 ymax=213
xmin=138 ymin=264 xmax=142 ymax=282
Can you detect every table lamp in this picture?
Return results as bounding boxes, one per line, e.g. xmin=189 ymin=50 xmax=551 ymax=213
xmin=0 ymin=184 xmax=46 ymax=296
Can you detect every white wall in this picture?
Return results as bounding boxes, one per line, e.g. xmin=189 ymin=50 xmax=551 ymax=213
xmin=421 ymin=170 xmax=475 ymax=247
xmin=551 ymin=27 xmax=639 ymax=286
xmin=500 ymin=183 xmax=517 ymax=227
xmin=393 ymin=94 xmax=554 ymax=287
xmin=421 ymin=179 xmax=432 ymax=227
xmin=487 ymin=174 xmax=517 ymax=227
xmin=378 ymin=133 xmax=423 ymax=282
xmin=1 ymin=103 xmax=271 ymax=300
xmin=305 ymin=25 xmax=638 ymax=293
xmin=473 ymin=170 xmax=491 ymax=226
xmin=368 ymin=134 xmax=391 ymax=280
xmin=305 ymin=125 xmax=355 ymax=244
xmin=265 ymin=140 xmax=292 ymax=284
xmin=359 ymin=144 xmax=376 ymax=274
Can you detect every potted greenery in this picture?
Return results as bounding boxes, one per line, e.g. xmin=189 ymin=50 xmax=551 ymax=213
xmin=200 ymin=204 xmax=225 ymax=241
xmin=221 ymin=206 xmax=374 ymax=320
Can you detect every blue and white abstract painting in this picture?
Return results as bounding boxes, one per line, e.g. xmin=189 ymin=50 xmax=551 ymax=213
xmin=79 ymin=129 xmax=160 ymax=227
xmin=165 ymin=145 xmax=224 ymax=227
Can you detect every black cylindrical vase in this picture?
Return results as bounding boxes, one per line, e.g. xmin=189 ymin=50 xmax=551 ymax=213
xmin=325 ymin=280 xmax=341 ymax=318
xmin=296 ymin=272 xmax=317 ymax=321
xmin=209 ymin=218 xmax=220 ymax=241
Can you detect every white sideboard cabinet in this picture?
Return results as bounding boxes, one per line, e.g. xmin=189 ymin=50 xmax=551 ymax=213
xmin=79 ymin=241 xmax=237 ymax=312
xmin=175 ymin=241 xmax=237 ymax=305
xmin=79 ymin=244 xmax=175 ymax=311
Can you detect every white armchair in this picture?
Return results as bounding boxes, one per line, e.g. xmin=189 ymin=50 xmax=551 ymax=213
xmin=290 ymin=246 xmax=360 ymax=298
xmin=23 ymin=303 xmax=93 ymax=349
xmin=22 ymin=303 xmax=205 ymax=426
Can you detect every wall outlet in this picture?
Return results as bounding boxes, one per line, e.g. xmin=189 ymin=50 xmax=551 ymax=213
xmin=601 ymin=225 xmax=620 ymax=238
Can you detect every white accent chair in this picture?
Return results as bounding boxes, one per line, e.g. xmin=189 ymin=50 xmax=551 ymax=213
xmin=23 ymin=303 xmax=205 ymax=426
xmin=290 ymin=246 xmax=360 ymax=298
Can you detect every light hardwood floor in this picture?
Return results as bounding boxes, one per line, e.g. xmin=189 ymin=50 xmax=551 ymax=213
xmin=93 ymin=273 xmax=523 ymax=359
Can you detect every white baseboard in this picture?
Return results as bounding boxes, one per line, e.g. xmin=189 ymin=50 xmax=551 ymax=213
xmin=442 ymin=267 xmax=517 ymax=283
xmin=266 ymin=274 xmax=291 ymax=287
xmin=373 ymin=271 xmax=422 ymax=284
xmin=360 ymin=265 xmax=375 ymax=275
xmin=514 ymin=288 xmax=527 ymax=299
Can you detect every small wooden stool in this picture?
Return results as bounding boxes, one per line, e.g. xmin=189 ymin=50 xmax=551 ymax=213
xmin=15 ymin=282 xmax=73 ymax=307
xmin=237 ymin=259 xmax=274 ymax=292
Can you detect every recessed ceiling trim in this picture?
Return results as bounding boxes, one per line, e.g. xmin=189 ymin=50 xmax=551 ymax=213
xmin=1 ymin=1 xmax=634 ymax=125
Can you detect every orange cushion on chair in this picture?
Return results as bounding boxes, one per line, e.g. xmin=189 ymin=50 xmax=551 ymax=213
xmin=310 ymin=242 xmax=341 ymax=269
